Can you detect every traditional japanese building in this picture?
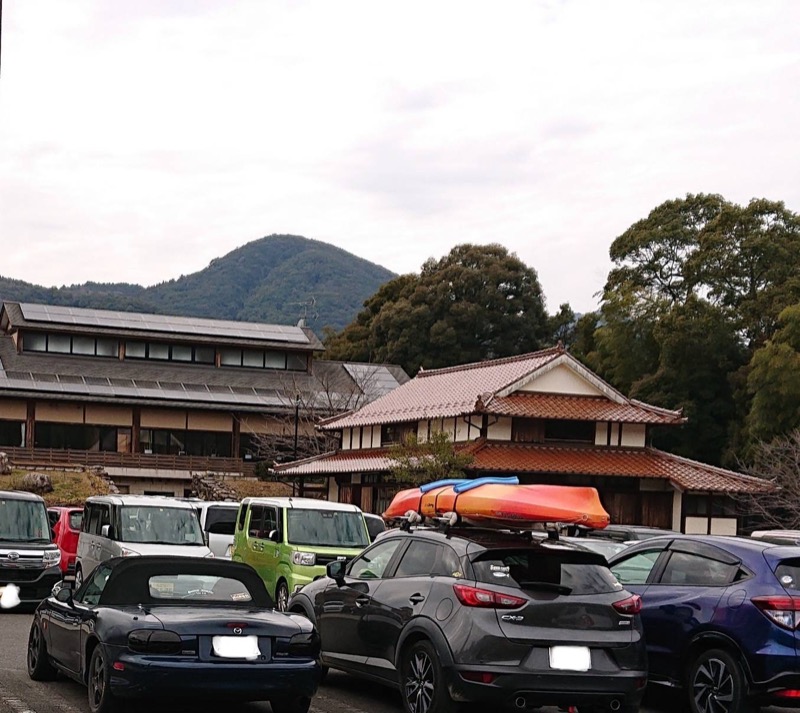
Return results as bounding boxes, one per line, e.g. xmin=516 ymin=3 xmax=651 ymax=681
xmin=0 ymin=301 xmax=408 ymax=496
xmin=274 ymin=346 xmax=769 ymax=534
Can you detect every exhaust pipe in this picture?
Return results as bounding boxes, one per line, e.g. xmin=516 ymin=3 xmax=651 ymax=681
xmin=610 ymin=700 xmax=621 ymax=711
xmin=514 ymin=696 xmax=527 ymax=709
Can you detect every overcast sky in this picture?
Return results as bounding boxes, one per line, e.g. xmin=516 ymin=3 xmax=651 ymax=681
xmin=1 ymin=0 xmax=798 ymax=315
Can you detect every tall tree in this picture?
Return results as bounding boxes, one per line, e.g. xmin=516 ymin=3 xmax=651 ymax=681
xmin=746 ymin=304 xmax=800 ymax=444
xmin=325 ymin=244 xmax=549 ymax=374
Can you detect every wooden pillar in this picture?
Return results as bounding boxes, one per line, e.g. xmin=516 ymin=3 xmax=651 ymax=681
xmin=25 ymin=401 xmax=35 ymax=448
xmin=232 ymin=416 xmax=241 ymax=459
xmin=132 ymin=407 xmax=141 ymax=453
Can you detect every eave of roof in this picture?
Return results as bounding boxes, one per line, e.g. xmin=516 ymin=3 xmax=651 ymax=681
xmin=480 ymin=393 xmax=686 ymax=424
xmin=274 ymin=440 xmax=771 ymax=495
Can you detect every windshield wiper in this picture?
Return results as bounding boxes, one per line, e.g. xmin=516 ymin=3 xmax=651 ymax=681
xmin=137 ymin=540 xmax=201 ymax=546
xmin=518 ymin=581 xmax=573 ymax=595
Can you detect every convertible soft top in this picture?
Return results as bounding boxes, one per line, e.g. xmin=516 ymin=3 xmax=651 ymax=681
xmin=97 ymin=556 xmax=273 ymax=608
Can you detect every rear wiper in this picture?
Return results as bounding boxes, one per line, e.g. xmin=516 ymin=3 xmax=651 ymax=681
xmin=518 ymin=581 xmax=573 ymax=594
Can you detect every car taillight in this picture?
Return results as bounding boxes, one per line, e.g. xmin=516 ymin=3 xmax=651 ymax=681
xmin=128 ymin=629 xmax=182 ymax=654
xmin=752 ymin=596 xmax=800 ymax=630
xmin=453 ymin=584 xmax=527 ymax=609
xmin=612 ymin=594 xmax=642 ymax=615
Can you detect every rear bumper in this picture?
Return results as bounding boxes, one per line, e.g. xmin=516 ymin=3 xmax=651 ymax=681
xmin=750 ymin=671 xmax=800 ymax=708
xmin=446 ymin=664 xmax=647 ymax=709
xmin=109 ymin=652 xmax=321 ymax=700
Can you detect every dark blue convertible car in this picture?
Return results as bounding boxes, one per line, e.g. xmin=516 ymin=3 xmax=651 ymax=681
xmin=27 ymin=556 xmax=321 ymax=713
xmin=609 ymin=534 xmax=800 ymax=713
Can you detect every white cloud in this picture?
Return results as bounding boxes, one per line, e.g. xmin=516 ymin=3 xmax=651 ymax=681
xmin=1 ymin=0 xmax=798 ymax=314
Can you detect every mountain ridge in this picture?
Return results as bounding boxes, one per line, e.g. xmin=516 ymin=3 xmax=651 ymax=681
xmin=0 ymin=235 xmax=397 ymax=333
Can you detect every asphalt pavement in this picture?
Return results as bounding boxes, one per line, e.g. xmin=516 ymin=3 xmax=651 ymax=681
xmin=0 ymin=609 xmax=793 ymax=713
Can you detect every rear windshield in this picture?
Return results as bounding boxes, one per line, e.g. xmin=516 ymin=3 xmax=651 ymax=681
xmin=204 ymin=506 xmax=238 ymax=535
xmin=775 ymin=559 xmax=800 ymax=591
xmin=69 ymin=511 xmax=83 ymax=531
xmin=119 ymin=505 xmax=205 ymax=545
xmin=472 ymin=548 xmax=623 ymax=595
xmin=148 ymin=574 xmax=253 ymax=603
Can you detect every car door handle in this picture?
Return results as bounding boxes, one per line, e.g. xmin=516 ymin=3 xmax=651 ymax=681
xmin=409 ymin=594 xmax=425 ymax=605
xmin=355 ymin=597 xmax=370 ymax=608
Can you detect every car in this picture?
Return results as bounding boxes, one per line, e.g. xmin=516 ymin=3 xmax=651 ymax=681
xmin=559 ymin=535 xmax=631 ymax=560
xmin=364 ymin=512 xmax=386 ymax=541
xmin=232 ymin=497 xmax=371 ymax=611
xmin=288 ymin=524 xmax=647 ymax=713
xmin=48 ymin=506 xmax=83 ymax=574
xmin=750 ymin=529 xmax=800 ymax=546
xmin=27 ymin=555 xmax=322 ymax=713
xmin=189 ymin=500 xmax=240 ymax=558
xmin=1 ymin=490 xmax=62 ymax=605
xmin=75 ymin=495 xmax=213 ymax=588
xmin=585 ymin=525 xmax=680 ymax=542
xmin=608 ymin=534 xmax=800 ymax=712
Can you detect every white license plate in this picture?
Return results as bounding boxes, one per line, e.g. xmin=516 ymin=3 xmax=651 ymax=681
xmin=548 ymin=645 xmax=591 ymax=671
xmin=212 ymin=635 xmax=261 ymax=659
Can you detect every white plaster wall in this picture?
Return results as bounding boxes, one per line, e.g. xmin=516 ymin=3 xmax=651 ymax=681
xmin=684 ymin=516 xmax=709 ymax=534
xmin=621 ymin=424 xmax=647 ymax=447
xmin=487 ymin=417 xmax=512 ymax=440
xmin=595 ymin=423 xmax=608 ymax=446
xmin=710 ymin=518 xmax=738 ymax=535
xmin=327 ymin=479 xmax=339 ymax=502
xmin=369 ymin=426 xmax=380 ymax=448
xmin=417 ymin=420 xmax=428 ymax=442
xmin=517 ymin=364 xmax=604 ymax=396
xmin=342 ymin=428 xmax=352 ymax=451
xmin=455 ymin=418 xmax=472 ymax=442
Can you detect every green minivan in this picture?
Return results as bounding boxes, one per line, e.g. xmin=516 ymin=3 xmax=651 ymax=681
xmin=231 ymin=497 xmax=370 ymax=611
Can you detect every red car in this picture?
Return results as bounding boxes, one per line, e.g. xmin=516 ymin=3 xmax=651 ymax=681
xmin=47 ymin=506 xmax=83 ymax=574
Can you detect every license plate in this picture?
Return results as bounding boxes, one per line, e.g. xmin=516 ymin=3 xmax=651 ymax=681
xmin=549 ymin=645 xmax=591 ymax=671
xmin=211 ymin=635 xmax=261 ymax=659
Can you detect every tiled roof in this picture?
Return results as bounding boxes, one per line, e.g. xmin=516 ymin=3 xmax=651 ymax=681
xmin=320 ymin=347 xmax=684 ymax=430
xmin=320 ymin=348 xmax=565 ymax=429
xmin=275 ymin=441 xmax=771 ymax=494
xmin=482 ymin=393 xmax=685 ymax=424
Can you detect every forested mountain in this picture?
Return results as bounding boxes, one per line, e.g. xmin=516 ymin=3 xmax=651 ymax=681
xmin=0 ymin=235 xmax=396 ymax=332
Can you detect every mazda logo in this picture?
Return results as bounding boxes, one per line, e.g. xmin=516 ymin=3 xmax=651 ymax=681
xmin=6 ymin=552 xmax=19 ymax=561
xmin=233 ymin=627 xmax=243 ymax=635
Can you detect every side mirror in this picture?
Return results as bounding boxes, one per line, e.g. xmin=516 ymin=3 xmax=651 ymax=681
xmin=100 ymin=524 xmax=115 ymax=539
xmin=326 ymin=560 xmax=346 ymax=583
xmin=55 ymin=586 xmax=74 ymax=605
xmin=268 ymin=529 xmax=281 ymax=543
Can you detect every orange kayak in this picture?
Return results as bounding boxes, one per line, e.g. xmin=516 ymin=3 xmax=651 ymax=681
xmin=383 ymin=480 xmax=609 ymax=529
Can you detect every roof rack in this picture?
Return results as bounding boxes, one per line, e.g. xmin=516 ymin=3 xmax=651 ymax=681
xmin=391 ymin=509 xmax=568 ymax=540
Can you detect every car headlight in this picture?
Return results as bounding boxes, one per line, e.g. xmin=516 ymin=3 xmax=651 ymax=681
xmin=292 ymin=552 xmax=316 ymax=566
xmin=120 ymin=547 xmax=140 ymax=557
xmin=43 ymin=550 xmax=61 ymax=567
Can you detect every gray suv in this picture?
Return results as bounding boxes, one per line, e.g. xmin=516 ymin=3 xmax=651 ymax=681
xmin=289 ymin=526 xmax=647 ymax=713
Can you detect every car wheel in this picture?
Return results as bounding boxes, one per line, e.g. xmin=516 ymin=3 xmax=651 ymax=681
xmin=27 ymin=620 xmax=57 ymax=681
xmin=88 ymin=645 xmax=120 ymax=713
xmin=269 ymin=695 xmax=311 ymax=713
xmin=688 ymin=648 xmax=754 ymax=713
xmin=400 ymin=639 xmax=457 ymax=713
xmin=276 ymin=580 xmax=289 ymax=612
xmin=74 ymin=565 xmax=83 ymax=590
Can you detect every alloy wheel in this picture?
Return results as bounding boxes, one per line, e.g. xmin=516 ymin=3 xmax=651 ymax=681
xmin=276 ymin=582 xmax=289 ymax=612
xmin=28 ymin=624 xmax=41 ymax=670
xmin=89 ymin=650 xmax=106 ymax=709
xmin=404 ymin=649 xmax=435 ymax=713
xmin=692 ymin=655 xmax=735 ymax=713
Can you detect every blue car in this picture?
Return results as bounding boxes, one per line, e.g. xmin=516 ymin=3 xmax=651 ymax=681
xmin=608 ymin=535 xmax=800 ymax=713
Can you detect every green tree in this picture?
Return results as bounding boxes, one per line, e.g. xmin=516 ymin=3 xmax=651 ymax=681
xmin=325 ymin=244 xmax=550 ymax=374
xmin=746 ymin=304 xmax=800 ymax=443
xmin=388 ymin=431 xmax=474 ymax=486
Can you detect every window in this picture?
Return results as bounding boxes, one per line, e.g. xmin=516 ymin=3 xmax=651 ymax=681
xmin=171 ymin=344 xmax=192 ymax=362
xmin=72 ymin=336 xmax=95 ymax=355
xmin=248 ymin=505 xmax=265 ymax=537
xmin=148 ymin=574 xmax=253 ymax=602
xmin=287 ymin=510 xmax=369 ymax=547
xmin=265 ymin=351 xmax=286 ymax=369
xmin=395 ymin=541 xmax=445 ymax=578
xmin=660 ymin=552 xmax=739 ymax=586
xmin=544 ymin=419 xmax=595 ymax=443
xmin=512 ymin=418 xmax=544 ymax=443
xmin=77 ymin=564 xmax=113 ymax=606
xmin=243 ymin=350 xmax=264 ymax=368
xmin=381 ymin=423 xmax=415 ymax=445
xmin=85 ymin=504 xmax=102 ymax=535
xmin=220 ymin=348 xmax=242 ymax=366
xmin=25 ymin=333 xmax=47 ymax=352
xmin=148 ymin=342 xmax=169 ymax=360
xmin=96 ymin=338 xmax=118 ymax=357
xmin=610 ymin=550 xmax=662 ymax=585
xmin=473 ymin=548 xmax=622 ymax=594
xmin=349 ymin=539 xmax=403 ymax=579
xmin=195 ymin=346 xmax=215 ymax=364
xmin=237 ymin=503 xmax=249 ymax=532
xmin=48 ymin=334 xmax=71 ymax=353
xmin=126 ymin=341 xmax=147 ymax=358
xmin=287 ymin=353 xmax=307 ymax=371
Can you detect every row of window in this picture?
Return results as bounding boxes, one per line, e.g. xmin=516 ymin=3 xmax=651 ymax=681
xmin=22 ymin=331 xmax=308 ymax=371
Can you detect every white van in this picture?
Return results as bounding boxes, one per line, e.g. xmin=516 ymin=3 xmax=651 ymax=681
xmin=189 ymin=500 xmax=240 ymax=559
xmin=75 ymin=495 xmax=213 ymax=587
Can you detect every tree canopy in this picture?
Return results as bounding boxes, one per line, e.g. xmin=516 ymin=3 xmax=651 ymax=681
xmin=324 ymin=243 xmax=550 ymax=375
